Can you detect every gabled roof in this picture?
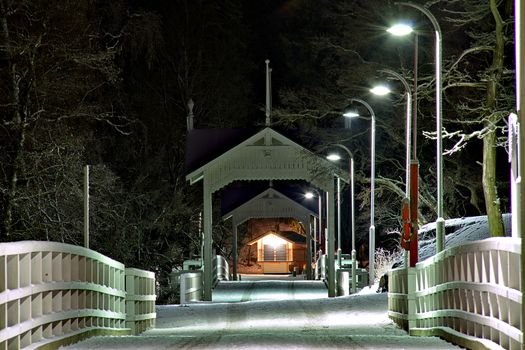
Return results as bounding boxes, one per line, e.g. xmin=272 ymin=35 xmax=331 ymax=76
xmin=246 ymin=230 xmax=306 ymax=246
xmin=186 ymin=127 xmax=349 ymax=193
xmin=222 ymin=187 xmax=317 ymax=225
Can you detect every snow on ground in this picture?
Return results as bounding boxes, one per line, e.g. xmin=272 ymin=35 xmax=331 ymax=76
xmin=416 ymin=213 xmax=511 ymax=262
xmin=63 ymin=215 xmax=507 ymax=349
xmin=63 ymin=277 xmax=460 ymax=350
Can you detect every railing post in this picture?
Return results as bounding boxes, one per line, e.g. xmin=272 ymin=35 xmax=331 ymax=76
xmin=406 ymin=267 xmax=417 ymax=333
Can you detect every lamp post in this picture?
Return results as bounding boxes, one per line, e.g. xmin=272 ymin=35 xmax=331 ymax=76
xmin=327 ymin=144 xmax=357 ymax=293
xmin=305 ymin=189 xmax=323 ymax=276
xmin=390 ymin=2 xmax=445 ymax=254
xmin=371 ymin=70 xmax=419 ymax=267
xmin=344 ymin=98 xmax=376 ymax=285
xmin=371 ymin=70 xmax=412 ymax=195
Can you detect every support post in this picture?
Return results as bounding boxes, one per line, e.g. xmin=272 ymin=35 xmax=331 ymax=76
xmin=203 ymin=181 xmax=213 ymax=301
xmin=232 ymin=222 xmax=238 ymax=280
xmin=83 ymin=165 xmax=89 ymax=249
xmin=406 ymin=267 xmax=417 ymax=332
xmin=306 ymin=216 xmax=312 ymax=280
xmin=327 ymin=184 xmax=336 ymax=297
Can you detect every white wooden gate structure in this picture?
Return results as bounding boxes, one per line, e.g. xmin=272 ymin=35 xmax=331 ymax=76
xmin=222 ymin=187 xmax=318 ymax=280
xmin=187 ymin=127 xmax=347 ymax=299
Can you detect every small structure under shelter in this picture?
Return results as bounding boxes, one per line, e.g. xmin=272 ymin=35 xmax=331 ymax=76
xmin=246 ymin=230 xmax=306 ymax=274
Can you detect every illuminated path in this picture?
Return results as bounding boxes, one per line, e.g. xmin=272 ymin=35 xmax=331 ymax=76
xmin=64 ymin=278 xmax=460 ymax=350
xmin=212 ymin=274 xmax=328 ymax=302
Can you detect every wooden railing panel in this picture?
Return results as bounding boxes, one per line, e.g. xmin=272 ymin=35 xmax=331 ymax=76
xmin=0 ymin=241 xmax=156 ymax=349
xmin=388 ymin=238 xmax=522 ymax=350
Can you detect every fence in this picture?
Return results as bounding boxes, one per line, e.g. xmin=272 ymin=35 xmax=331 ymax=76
xmin=0 ymin=241 xmax=156 ymax=350
xmin=125 ymin=268 xmax=156 ymax=335
xmin=388 ymin=237 xmax=522 ymax=350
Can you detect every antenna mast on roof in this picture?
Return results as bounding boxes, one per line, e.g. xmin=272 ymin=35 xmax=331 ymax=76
xmin=265 ymin=59 xmax=272 ymax=127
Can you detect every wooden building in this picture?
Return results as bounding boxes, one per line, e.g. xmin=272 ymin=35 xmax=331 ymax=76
xmin=247 ymin=230 xmax=306 ymax=274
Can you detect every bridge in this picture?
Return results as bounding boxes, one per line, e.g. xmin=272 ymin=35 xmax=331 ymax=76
xmin=0 ymin=238 xmax=521 ymax=349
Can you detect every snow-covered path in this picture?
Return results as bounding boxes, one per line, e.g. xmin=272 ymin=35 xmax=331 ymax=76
xmin=63 ymin=278 xmax=461 ymax=349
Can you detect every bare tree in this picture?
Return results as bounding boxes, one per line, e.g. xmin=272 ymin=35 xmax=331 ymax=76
xmin=435 ymin=0 xmax=514 ymax=236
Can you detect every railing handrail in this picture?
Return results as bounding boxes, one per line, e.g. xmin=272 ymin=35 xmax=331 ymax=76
xmin=0 ymin=240 xmax=156 ymax=349
xmin=388 ymin=237 xmax=521 ymax=350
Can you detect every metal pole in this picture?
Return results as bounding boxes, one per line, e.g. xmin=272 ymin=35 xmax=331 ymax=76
xmin=514 ymin=0 xmax=524 ymax=341
xmin=83 ymin=165 xmax=89 ymax=249
xmin=306 ymin=216 xmax=312 ymax=280
xmin=325 ymin=193 xmax=329 ymax=255
xmin=319 ymin=192 xmax=323 ymax=255
xmin=397 ymin=1 xmax=444 ymax=254
xmin=350 ymin=156 xmax=356 ymax=293
xmin=328 ymin=143 xmax=355 ymax=289
xmin=337 ymin=177 xmax=342 ymax=268
xmin=203 ymin=182 xmax=213 ymax=301
xmin=351 ymin=98 xmax=376 ymax=285
xmin=327 ymin=185 xmax=336 ymax=297
xmin=379 ymin=69 xmax=412 ymax=195
xmin=370 ymin=112 xmax=376 ymax=284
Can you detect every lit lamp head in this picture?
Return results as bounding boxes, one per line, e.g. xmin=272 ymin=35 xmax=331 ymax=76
xmin=370 ymin=85 xmax=391 ymax=96
xmin=387 ymin=23 xmax=413 ymax=36
xmin=326 ymin=153 xmax=342 ymax=161
xmin=343 ymin=110 xmax=359 ymax=118
xmin=304 ymin=192 xmax=315 ymax=199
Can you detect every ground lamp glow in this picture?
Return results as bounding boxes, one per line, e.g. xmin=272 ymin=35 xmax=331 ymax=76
xmin=326 ymin=145 xmax=357 ymax=293
xmin=344 ymin=98 xmax=376 ymax=285
xmin=389 ymin=2 xmax=444 ymax=254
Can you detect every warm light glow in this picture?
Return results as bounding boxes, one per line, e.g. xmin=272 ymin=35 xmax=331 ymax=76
xmin=262 ymin=234 xmax=286 ymax=248
xmin=304 ymin=192 xmax=315 ymax=199
xmin=326 ymin=153 xmax=341 ymax=161
xmin=387 ymin=23 xmax=413 ymax=36
xmin=370 ymin=85 xmax=391 ymax=96
xmin=343 ymin=110 xmax=359 ymax=118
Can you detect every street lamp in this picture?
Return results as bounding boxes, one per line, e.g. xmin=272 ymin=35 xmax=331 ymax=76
xmin=371 ymin=69 xmax=418 ymax=267
xmin=305 ymin=189 xmax=323 ymax=277
xmin=389 ymin=2 xmax=445 ymax=254
xmin=344 ymin=98 xmax=376 ymax=286
xmin=326 ymin=144 xmax=357 ymax=293
xmin=371 ymin=69 xmax=413 ymax=195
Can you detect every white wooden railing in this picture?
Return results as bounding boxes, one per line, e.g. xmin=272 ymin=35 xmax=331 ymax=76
xmin=388 ymin=237 xmax=522 ymax=350
xmin=0 ymin=241 xmax=156 ymax=350
xmin=125 ymin=268 xmax=156 ymax=335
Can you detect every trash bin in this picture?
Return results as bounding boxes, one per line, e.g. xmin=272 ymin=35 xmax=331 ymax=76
xmin=337 ymin=269 xmax=351 ymax=296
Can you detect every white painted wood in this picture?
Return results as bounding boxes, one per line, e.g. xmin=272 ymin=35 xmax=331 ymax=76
xmin=0 ymin=241 xmax=155 ymax=349
xmin=388 ymin=238 xmax=522 ymax=349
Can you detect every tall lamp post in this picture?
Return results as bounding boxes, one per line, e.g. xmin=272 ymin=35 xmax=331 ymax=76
xmin=371 ymin=70 xmax=419 ymax=266
xmin=305 ymin=189 xmax=323 ymax=277
xmin=344 ymin=98 xmax=376 ymax=285
xmin=389 ymin=2 xmax=445 ymax=254
xmin=326 ymin=144 xmax=357 ymax=293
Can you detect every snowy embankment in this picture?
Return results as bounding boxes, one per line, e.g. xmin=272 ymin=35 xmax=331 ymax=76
xmin=416 ymin=213 xmax=511 ymax=262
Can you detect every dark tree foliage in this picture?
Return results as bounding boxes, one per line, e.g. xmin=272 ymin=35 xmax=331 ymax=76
xmin=0 ymin=0 xmax=255 ymax=301
xmin=269 ymin=0 xmax=513 ymax=248
xmin=0 ymin=0 xmax=514 ymax=299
